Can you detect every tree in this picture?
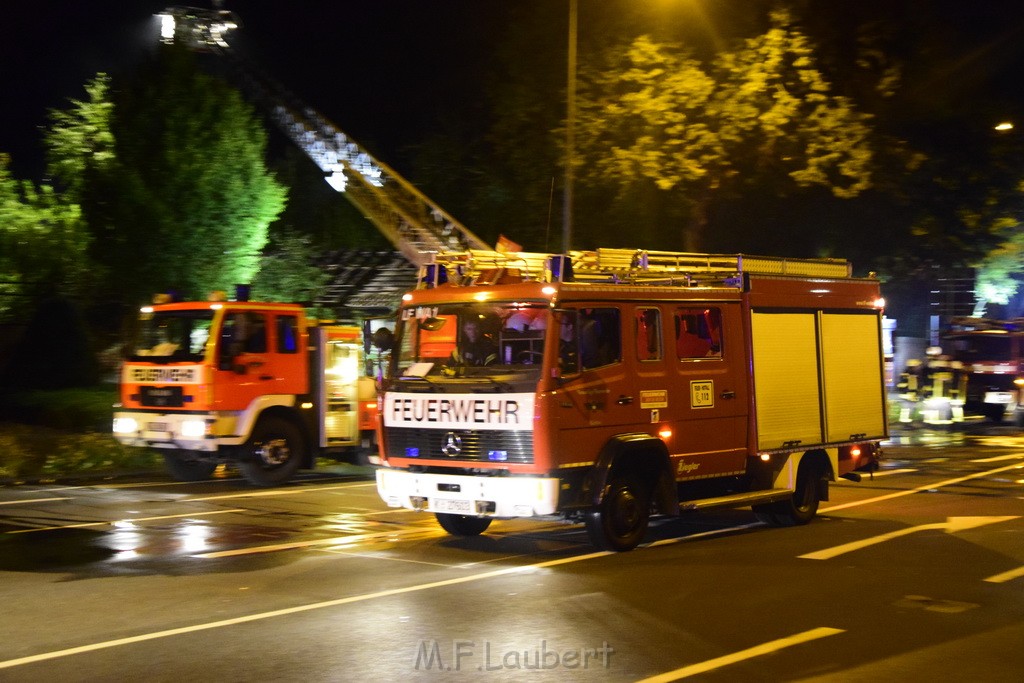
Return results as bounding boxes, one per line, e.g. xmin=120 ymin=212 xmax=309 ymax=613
xmin=0 ymin=154 xmax=90 ymax=320
xmin=44 ymin=74 xmax=116 ymax=200
xmin=574 ymin=9 xmax=874 ymax=251
xmin=45 ymin=47 xmax=287 ymax=310
xmin=251 ymin=229 xmax=331 ymax=307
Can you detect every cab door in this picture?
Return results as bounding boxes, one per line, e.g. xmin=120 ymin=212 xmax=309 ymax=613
xmin=212 ymin=309 xmax=307 ymax=412
xmin=551 ymin=306 xmax=636 ymax=455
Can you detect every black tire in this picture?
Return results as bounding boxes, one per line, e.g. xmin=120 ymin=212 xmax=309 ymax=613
xmin=237 ymin=417 xmax=305 ymax=486
xmin=435 ymin=513 xmax=492 ymax=536
xmin=162 ymin=452 xmax=217 ymax=482
xmin=584 ymin=473 xmax=650 ymax=552
xmin=758 ymin=463 xmax=824 ymax=527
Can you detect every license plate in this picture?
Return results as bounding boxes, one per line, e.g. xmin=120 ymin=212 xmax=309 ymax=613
xmin=147 ymin=422 xmax=169 ymax=432
xmin=984 ymin=392 xmax=1014 ymax=404
xmin=433 ymin=498 xmax=471 ymax=513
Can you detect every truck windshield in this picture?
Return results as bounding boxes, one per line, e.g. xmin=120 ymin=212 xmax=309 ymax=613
xmin=129 ymin=310 xmax=216 ymax=363
xmin=396 ymin=302 xmax=549 ymax=375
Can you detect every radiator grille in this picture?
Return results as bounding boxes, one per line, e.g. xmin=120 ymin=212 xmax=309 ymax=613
xmin=384 ymin=427 xmax=534 ymax=464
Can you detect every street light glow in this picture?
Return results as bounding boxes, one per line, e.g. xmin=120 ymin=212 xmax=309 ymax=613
xmin=994 ymin=121 xmax=1014 ymax=131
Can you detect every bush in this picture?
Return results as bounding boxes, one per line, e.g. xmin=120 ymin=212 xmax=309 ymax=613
xmin=0 ymin=386 xmax=162 ymax=481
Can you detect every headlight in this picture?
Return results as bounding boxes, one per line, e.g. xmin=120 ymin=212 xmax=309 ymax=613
xmin=112 ymin=417 xmax=139 ymax=434
xmin=180 ymin=419 xmax=208 ymax=438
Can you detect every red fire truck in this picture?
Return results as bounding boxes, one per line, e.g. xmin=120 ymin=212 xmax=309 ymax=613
xmin=112 ymin=293 xmax=390 ymax=485
xmin=943 ymin=317 xmax=1024 ymax=425
xmin=375 ymin=248 xmax=887 ymax=551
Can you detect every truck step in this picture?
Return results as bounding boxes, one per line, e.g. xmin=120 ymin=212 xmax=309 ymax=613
xmin=679 ymin=488 xmax=793 ymax=513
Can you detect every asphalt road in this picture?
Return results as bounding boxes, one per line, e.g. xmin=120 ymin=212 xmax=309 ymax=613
xmin=1 ymin=426 xmax=1023 ymax=682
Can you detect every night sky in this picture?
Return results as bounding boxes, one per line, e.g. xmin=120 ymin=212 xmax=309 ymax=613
xmin=0 ymin=0 xmax=515 ymax=178
xmin=3 ymin=1 xmax=1024 ymax=180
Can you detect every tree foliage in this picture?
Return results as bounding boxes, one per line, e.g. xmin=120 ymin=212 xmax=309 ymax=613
xmin=0 ymin=154 xmax=90 ymax=319
xmin=44 ymin=47 xmax=287 ymax=310
xmin=574 ymin=9 xmax=874 ymax=251
xmin=44 ymin=74 xmax=116 ymax=200
xmin=251 ymin=229 xmax=331 ymax=307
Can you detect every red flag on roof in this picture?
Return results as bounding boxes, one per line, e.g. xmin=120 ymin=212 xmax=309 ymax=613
xmin=495 ymin=234 xmax=523 ymax=253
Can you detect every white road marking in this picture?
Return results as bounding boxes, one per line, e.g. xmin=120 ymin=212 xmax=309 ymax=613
xmin=196 ymin=526 xmax=447 ymax=557
xmin=820 ymin=461 xmax=1024 ymax=513
xmin=799 ymin=516 xmax=1019 ymax=560
xmin=5 ymin=509 xmax=247 ymax=534
xmin=0 ymin=550 xmax=611 ymax=670
xmin=971 ymin=452 xmax=1024 ymax=463
xmin=833 ymin=468 xmax=916 ymax=483
xmin=633 ymin=627 xmax=845 ymax=682
xmin=984 ymin=566 xmax=1024 ymax=584
xmin=0 ymin=497 xmax=70 ymax=505
xmin=188 ymin=483 xmax=369 ymax=502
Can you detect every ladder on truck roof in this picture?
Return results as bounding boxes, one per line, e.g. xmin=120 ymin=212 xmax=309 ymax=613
xmin=421 ymin=248 xmax=855 ymax=288
xmin=156 ymin=6 xmax=490 ymax=267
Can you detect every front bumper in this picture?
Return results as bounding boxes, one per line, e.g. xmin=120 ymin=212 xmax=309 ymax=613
xmin=112 ymin=411 xmax=225 ymax=451
xmin=375 ymin=468 xmax=560 ymax=518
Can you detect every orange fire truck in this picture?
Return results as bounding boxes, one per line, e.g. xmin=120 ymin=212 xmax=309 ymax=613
xmin=112 ymin=293 xmax=390 ymax=485
xmin=375 ymin=248 xmax=887 ymax=551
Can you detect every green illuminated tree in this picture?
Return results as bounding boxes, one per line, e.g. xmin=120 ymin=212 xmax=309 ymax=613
xmin=574 ymin=9 xmax=874 ymax=251
xmin=114 ymin=47 xmax=286 ymax=302
xmin=44 ymin=74 xmax=116 ymax=200
xmin=0 ymin=154 xmax=90 ymax=320
xmin=45 ymin=48 xmax=287 ymax=309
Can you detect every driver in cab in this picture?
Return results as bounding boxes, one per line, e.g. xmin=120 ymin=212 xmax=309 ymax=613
xmin=450 ymin=319 xmax=497 ymax=366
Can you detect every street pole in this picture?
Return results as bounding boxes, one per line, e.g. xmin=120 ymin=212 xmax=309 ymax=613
xmin=562 ymin=0 xmax=577 ymax=253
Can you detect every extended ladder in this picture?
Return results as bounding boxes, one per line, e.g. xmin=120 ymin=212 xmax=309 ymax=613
xmin=157 ymin=6 xmax=490 ymax=266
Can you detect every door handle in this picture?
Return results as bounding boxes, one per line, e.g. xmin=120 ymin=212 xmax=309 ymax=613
xmin=259 ymin=375 xmax=274 ymax=381
xmin=617 ymin=395 xmax=634 ymax=405
xmin=720 ymin=390 xmax=736 ymax=399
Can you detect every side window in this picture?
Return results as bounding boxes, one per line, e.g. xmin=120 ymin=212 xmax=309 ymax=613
xmin=218 ymin=312 xmax=266 ymax=368
xmin=635 ymin=308 xmax=662 ymax=362
xmin=243 ymin=313 xmax=268 ymax=353
xmin=558 ymin=310 xmax=580 ymax=375
xmin=277 ymin=315 xmax=299 ymax=354
xmin=580 ymin=308 xmax=621 ymax=370
xmin=675 ymin=307 xmax=722 ymax=360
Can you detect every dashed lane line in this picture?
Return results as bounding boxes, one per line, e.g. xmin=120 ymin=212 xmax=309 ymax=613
xmin=634 ymin=627 xmax=845 ymax=682
xmin=984 ymin=566 xmax=1024 ymax=584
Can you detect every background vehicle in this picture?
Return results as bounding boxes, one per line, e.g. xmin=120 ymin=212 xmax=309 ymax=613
xmin=113 ymin=292 xmax=392 ymax=485
xmin=944 ymin=317 xmax=1024 ymax=425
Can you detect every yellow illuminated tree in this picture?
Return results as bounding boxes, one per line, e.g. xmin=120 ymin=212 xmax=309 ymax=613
xmin=575 ymin=9 xmax=874 ymax=251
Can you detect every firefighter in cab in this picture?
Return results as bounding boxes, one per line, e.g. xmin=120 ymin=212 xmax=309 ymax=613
xmin=450 ymin=319 xmax=497 ymax=366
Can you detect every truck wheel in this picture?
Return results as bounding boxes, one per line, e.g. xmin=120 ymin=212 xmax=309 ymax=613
xmin=435 ymin=513 xmax=492 ymax=536
xmin=584 ymin=474 xmax=650 ymax=552
xmin=162 ymin=452 xmax=217 ymax=482
xmin=238 ymin=417 xmax=304 ymax=487
xmin=756 ymin=463 xmax=824 ymax=527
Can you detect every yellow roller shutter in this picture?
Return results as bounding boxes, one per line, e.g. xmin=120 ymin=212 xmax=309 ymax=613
xmin=821 ymin=312 xmax=886 ymax=441
xmin=751 ymin=312 xmax=823 ymax=449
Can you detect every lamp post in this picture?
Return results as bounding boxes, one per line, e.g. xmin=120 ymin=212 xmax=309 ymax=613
xmin=562 ymin=0 xmax=578 ymax=253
